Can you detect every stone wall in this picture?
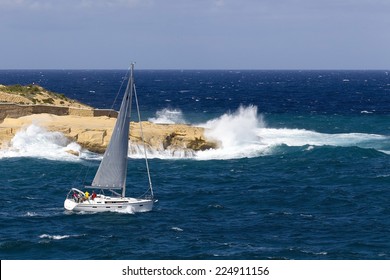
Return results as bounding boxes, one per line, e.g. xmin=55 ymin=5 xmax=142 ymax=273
xmin=68 ymin=107 xmax=94 ymax=117
xmin=0 ymin=103 xmax=117 ymax=122
xmin=93 ymin=109 xmax=118 ymax=118
xmin=32 ymin=105 xmax=69 ymax=115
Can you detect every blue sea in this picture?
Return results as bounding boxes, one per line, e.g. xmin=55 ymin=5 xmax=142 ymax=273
xmin=0 ymin=70 xmax=389 ymax=260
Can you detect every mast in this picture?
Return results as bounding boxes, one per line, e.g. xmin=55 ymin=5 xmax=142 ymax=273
xmin=91 ymin=64 xmax=133 ymax=193
xmin=121 ymin=63 xmax=135 ymax=197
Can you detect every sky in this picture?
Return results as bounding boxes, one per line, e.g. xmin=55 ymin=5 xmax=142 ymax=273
xmin=0 ymin=0 xmax=389 ymax=69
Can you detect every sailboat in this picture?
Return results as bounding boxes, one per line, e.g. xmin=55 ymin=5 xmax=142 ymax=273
xmin=64 ymin=63 xmax=155 ymax=213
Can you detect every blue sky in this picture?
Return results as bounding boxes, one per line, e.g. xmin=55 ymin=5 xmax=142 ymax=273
xmin=1 ymin=0 xmax=389 ymax=69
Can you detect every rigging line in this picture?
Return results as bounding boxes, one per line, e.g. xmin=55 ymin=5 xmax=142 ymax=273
xmin=108 ymin=67 xmax=131 ymax=117
xmin=133 ymin=82 xmax=154 ymax=198
xmin=72 ymin=160 xmax=86 ymax=187
xmin=81 ymin=163 xmax=90 ymax=187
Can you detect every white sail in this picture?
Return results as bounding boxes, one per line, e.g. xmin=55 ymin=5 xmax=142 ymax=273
xmin=91 ymin=66 xmax=134 ymax=191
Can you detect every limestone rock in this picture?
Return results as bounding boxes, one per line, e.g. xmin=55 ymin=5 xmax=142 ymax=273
xmin=0 ymin=114 xmax=219 ymax=154
xmin=0 ymin=85 xmax=216 ymax=154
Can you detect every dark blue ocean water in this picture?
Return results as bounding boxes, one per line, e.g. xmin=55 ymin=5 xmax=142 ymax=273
xmin=0 ymin=70 xmax=389 ymax=260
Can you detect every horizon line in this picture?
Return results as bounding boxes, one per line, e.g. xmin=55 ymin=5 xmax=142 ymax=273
xmin=1 ymin=68 xmax=389 ymax=71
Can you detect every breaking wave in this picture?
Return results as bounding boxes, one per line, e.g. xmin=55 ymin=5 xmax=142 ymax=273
xmin=133 ymin=105 xmax=390 ymax=160
xmin=0 ymin=124 xmax=84 ymax=161
xmin=1 ymin=107 xmax=388 ymax=161
xmin=197 ymin=106 xmax=389 ymax=159
xmin=197 ymin=105 xmax=268 ymax=159
xmin=39 ymin=234 xmax=72 ymax=240
xmin=148 ymin=108 xmax=186 ymax=124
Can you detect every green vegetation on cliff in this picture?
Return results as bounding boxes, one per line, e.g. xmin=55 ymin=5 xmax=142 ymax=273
xmin=0 ymin=84 xmax=90 ymax=107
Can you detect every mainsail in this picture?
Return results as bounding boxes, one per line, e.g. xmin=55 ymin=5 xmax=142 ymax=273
xmin=91 ymin=66 xmax=134 ymax=191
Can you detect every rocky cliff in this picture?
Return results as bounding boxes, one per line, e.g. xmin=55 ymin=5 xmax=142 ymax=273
xmin=0 ymin=84 xmax=219 ymax=154
xmin=0 ymin=84 xmax=91 ymax=108
xmin=0 ymin=114 xmax=219 ymax=154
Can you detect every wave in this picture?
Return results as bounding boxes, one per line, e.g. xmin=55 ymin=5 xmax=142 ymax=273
xmin=0 ymin=124 xmax=85 ymax=161
xmin=39 ymin=234 xmax=72 ymax=240
xmin=148 ymin=108 xmax=186 ymax=124
xmin=24 ymin=212 xmax=38 ymax=217
xmin=1 ymin=107 xmax=388 ymax=161
xmin=39 ymin=234 xmax=86 ymax=242
xmin=137 ymin=105 xmax=389 ymax=160
xmin=262 ymin=129 xmax=389 ymax=155
xmin=197 ymin=105 xmax=268 ymax=159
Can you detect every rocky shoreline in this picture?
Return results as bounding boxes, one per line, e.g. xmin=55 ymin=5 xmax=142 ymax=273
xmin=0 ymin=84 xmax=219 ymax=154
xmin=0 ymin=107 xmax=219 ymax=154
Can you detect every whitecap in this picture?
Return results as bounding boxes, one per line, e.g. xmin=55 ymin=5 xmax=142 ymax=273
xmin=208 ymin=204 xmax=224 ymax=209
xmin=379 ymin=150 xmax=390 ymax=155
xmin=301 ymin=249 xmax=327 ymax=255
xmin=300 ymin=214 xmax=313 ymax=218
xmin=256 ymin=127 xmax=389 ymax=151
xmin=376 ymin=174 xmax=389 ymax=178
xmin=171 ymin=227 xmax=183 ymax=232
xmin=149 ymin=108 xmax=186 ymax=124
xmin=39 ymin=234 xmax=71 ymax=240
xmin=24 ymin=212 xmax=38 ymax=217
xmin=24 ymin=196 xmax=38 ymax=200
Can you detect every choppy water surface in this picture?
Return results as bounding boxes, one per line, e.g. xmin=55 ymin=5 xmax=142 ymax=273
xmin=0 ymin=70 xmax=389 ymax=259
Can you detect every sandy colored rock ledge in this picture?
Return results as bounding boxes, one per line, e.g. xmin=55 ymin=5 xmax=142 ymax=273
xmin=0 ymin=114 xmax=219 ymax=154
xmin=0 ymin=84 xmax=218 ymax=154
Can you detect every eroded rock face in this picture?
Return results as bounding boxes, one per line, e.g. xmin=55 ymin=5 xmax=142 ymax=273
xmin=0 ymin=88 xmax=219 ymax=154
xmin=130 ymin=122 xmax=218 ymax=152
xmin=0 ymin=114 xmax=219 ymax=154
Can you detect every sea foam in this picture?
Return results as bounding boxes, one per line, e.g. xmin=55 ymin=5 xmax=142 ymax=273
xmin=197 ymin=105 xmax=268 ymax=159
xmin=0 ymin=124 xmax=83 ymax=161
xmin=149 ymin=108 xmax=186 ymax=124
xmin=130 ymin=105 xmax=390 ymax=160
xmin=39 ymin=234 xmax=71 ymax=240
xmin=195 ymin=106 xmax=389 ymax=160
xmin=2 ymin=108 xmax=388 ymax=161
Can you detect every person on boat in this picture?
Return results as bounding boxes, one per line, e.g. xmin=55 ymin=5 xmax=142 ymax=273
xmin=72 ymin=192 xmax=78 ymax=202
xmin=84 ymin=191 xmax=90 ymax=201
xmin=91 ymin=191 xmax=97 ymax=200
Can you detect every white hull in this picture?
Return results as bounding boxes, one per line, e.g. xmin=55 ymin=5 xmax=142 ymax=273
xmin=64 ymin=195 xmax=153 ymax=213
